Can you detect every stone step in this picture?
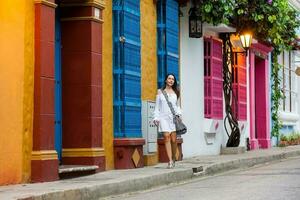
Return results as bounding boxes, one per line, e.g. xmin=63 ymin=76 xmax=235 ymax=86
xmin=59 ymin=165 xmax=99 ymax=179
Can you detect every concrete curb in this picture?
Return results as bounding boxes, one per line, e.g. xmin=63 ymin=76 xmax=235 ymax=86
xmin=17 ymin=148 xmax=300 ymax=200
xmin=19 ymin=170 xmax=195 ymax=200
xmin=204 ymin=156 xmax=274 ymax=175
xmin=204 ymin=149 xmax=300 ymax=176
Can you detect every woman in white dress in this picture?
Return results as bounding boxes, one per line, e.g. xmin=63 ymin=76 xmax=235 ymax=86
xmin=153 ymin=74 xmax=181 ymax=169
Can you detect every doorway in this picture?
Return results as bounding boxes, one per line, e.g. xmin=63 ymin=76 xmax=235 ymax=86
xmin=249 ymin=47 xmax=271 ymax=149
xmin=54 ymin=3 xmax=62 ymax=162
xmin=254 ymin=57 xmax=266 ymax=145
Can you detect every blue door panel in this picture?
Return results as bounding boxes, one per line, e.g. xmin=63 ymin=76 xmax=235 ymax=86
xmin=124 ymin=42 xmax=141 ymax=73
xmin=123 ymin=74 xmax=141 ymax=102
xmin=166 ymin=54 xmax=179 ymax=76
xmin=124 ymin=105 xmax=141 ymax=137
xmin=124 ymin=13 xmax=140 ymax=41
xmin=157 ymin=29 xmax=166 ymax=53
xmin=113 ymin=2 xmax=123 ymax=137
xmin=158 ymin=54 xmax=166 ymax=87
xmin=124 ymin=0 xmax=139 ymax=10
xmin=113 ymin=0 xmax=141 ymax=138
xmin=113 ymin=106 xmax=123 ymax=137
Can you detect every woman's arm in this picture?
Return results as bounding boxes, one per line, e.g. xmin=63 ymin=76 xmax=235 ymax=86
xmin=175 ymin=96 xmax=182 ymax=116
xmin=153 ymin=89 xmax=162 ymax=121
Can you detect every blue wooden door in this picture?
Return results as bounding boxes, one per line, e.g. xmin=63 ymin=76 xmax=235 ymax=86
xmin=113 ymin=0 xmax=142 ymax=138
xmin=157 ymin=0 xmax=166 ymax=88
xmin=157 ymin=0 xmax=179 ymax=88
xmin=55 ymin=7 xmax=62 ymax=161
xmin=165 ymin=0 xmax=179 ymax=77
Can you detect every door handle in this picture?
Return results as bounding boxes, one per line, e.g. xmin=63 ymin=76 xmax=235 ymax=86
xmin=119 ymin=36 xmax=126 ymax=43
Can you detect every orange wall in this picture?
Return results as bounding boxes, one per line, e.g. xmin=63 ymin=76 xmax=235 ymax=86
xmin=0 ymin=0 xmax=34 ymax=185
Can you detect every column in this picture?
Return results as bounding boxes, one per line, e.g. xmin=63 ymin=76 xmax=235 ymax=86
xmin=32 ymin=0 xmax=58 ymax=182
xmin=249 ymin=52 xmax=259 ymax=150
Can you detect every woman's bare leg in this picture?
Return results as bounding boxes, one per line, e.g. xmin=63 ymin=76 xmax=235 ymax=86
xmin=163 ymin=132 xmax=172 ymax=163
xmin=170 ymin=132 xmax=177 ymax=162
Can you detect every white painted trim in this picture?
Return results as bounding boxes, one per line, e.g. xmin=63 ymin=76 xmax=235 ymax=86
xmin=203 ymin=23 xmax=236 ymax=33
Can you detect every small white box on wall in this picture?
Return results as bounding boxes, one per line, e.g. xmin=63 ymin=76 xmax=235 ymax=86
xmin=203 ymin=120 xmax=221 ymax=145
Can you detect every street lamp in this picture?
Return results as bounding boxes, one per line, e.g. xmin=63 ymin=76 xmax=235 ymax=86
xmin=239 ymin=32 xmax=252 ymax=54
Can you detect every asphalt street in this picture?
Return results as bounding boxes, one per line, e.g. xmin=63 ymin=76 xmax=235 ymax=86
xmin=105 ymin=157 xmax=300 ymax=200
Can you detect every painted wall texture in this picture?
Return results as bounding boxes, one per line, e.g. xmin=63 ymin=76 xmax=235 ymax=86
xmin=0 ymin=0 xmax=34 ymax=185
xmin=141 ymin=0 xmax=157 ymax=100
xmin=180 ymin=4 xmax=251 ymax=156
xmin=102 ymin=0 xmax=114 ymax=170
xmin=103 ymin=1 xmax=157 ymax=168
xmin=180 ymin=6 xmax=224 ymax=157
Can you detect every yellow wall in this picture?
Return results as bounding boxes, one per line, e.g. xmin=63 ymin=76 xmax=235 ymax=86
xmin=141 ymin=0 xmax=157 ymax=100
xmin=141 ymin=1 xmax=158 ymax=166
xmin=102 ymin=0 xmax=114 ymax=169
xmin=0 ymin=0 xmax=34 ymax=185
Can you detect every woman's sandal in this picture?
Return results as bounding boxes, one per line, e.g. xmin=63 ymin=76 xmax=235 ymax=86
xmin=167 ymin=161 xmax=175 ymax=169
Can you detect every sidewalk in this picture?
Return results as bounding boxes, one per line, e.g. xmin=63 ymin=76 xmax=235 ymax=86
xmin=1 ymin=145 xmax=300 ymax=200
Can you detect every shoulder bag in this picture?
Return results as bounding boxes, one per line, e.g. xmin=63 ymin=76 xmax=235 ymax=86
xmin=161 ymin=90 xmax=187 ymax=135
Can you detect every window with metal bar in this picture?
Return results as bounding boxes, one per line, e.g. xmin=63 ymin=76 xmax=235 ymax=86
xmin=279 ymin=51 xmax=298 ymax=113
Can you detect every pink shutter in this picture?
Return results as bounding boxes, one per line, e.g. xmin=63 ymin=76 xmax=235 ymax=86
xmin=232 ymin=52 xmax=247 ymax=120
xmin=204 ymin=37 xmax=223 ymax=119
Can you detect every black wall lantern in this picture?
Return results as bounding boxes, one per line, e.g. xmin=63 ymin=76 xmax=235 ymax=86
xmin=189 ymin=6 xmax=202 ymax=38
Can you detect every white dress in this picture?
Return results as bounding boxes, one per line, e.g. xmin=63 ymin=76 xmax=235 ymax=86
xmin=153 ymin=90 xmax=182 ymax=133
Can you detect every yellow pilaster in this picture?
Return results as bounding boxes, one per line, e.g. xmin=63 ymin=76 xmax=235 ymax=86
xmin=23 ymin=0 xmax=34 ymax=183
xmin=141 ymin=0 xmax=158 ymax=166
xmin=102 ymin=0 xmax=114 ymax=169
xmin=141 ymin=0 xmax=157 ymax=100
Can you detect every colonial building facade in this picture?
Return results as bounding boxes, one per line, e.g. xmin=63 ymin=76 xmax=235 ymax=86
xmin=1 ymin=0 xmax=299 ymax=186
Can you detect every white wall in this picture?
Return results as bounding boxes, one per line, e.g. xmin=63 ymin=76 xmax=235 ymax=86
xmin=179 ymin=4 xmax=254 ymax=157
xmin=180 ymin=6 xmax=223 ymax=157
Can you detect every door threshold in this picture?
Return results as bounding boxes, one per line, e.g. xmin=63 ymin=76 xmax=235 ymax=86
xmin=59 ymin=165 xmax=99 ymax=179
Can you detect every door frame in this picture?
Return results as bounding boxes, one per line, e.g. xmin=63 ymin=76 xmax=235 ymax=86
xmin=54 ymin=5 xmax=62 ymax=161
xmin=249 ymin=43 xmax=272 ymax=149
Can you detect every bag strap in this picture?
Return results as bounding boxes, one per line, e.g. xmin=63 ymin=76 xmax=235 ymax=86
xmin=161 ymin=89 xmax=176 ymax=117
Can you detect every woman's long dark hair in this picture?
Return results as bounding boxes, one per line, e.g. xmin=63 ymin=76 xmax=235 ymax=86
xmin=162 ymin=73 xmax=180 ymax=99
